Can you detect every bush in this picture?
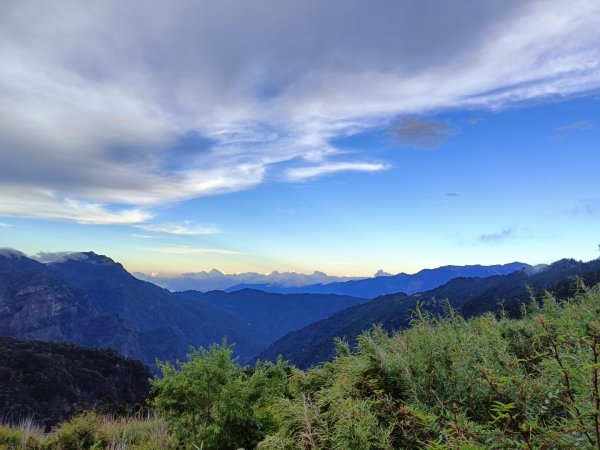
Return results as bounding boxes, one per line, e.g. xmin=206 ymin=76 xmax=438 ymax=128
xmin=48 ymin=412 xmax=107 ymax=450
xmin=0 ymin=418 xmax=44 ymax=450
xmin=151 ymin=340 xmax=291 ymax=449
xmin=0 ymin=425 xmax=20 ymax=449
xmin=259 ymin=284 xmax=600 ymax=448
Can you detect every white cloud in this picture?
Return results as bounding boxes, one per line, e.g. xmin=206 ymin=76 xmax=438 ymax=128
xmin=285 ymin=162 xmax=389 ymax=181
xmin=135 ymin=222 xmax=220 ymax=235
xmin=0 ymin=0 xmax=599 ymax=222
xmin=478 ymin=228 xmax=515 ymax=244
xmin=0 ymin=248 xmax=26 ymax=258
xmin=0 ymin=222 xmax=12 ymax=227
xmin=556 ymin=120 xmax=596 ymax=132
xmin=33 ymin=251 xmax=90 ymax=263
xmin=0 ymin=188 xmax=151 ymax=224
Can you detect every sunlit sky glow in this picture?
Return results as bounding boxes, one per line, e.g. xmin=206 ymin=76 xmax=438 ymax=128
xmin=1 ymin=0 xmax=599 ymax=276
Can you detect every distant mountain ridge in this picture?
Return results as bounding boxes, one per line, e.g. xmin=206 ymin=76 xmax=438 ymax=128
xmin=256 ymin=258 xmax=600 ymax=368
xmin=227 ymin=262 xmax=529 ymax=297
xmin=0 ymin=250 xmax=367 ymax=369
xmin=134 ymin=269 xmax=363 ymax=292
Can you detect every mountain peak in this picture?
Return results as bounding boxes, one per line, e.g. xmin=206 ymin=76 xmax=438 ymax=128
xmin=374 ymin=270 xmax=393 ymax=277
xmin=0 ymin=249 xmax=43 ymax=272
xmin=78 ymin=252 xmax=118 ymax=265
xmin=42 ymin=251 xmax=120 ymax=267
xmin=0 ymin=248 xmax=26 ymax=259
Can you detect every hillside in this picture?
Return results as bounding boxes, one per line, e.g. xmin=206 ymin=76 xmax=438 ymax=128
xmin=175 ymin=288 xmax=367 ymax=344
xmin=0 ymin=268 xmax=145 ymax=357
xmin=0 ymin=337 xmax=151 ymax=428
xmin=257 ymin=258 xmax=600 ymax=368
xmin=47 ymin=252 xmax=266 ymax=362
xmin=0 ymin=250 xmax=368 ymax=368
xmin=0 ymin=252 xmax=263 ymax=367
xmin=226 ymin=262 xmax=528 ymax=297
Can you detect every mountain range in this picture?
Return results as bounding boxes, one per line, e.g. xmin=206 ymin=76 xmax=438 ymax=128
xmin=226 ymin=262 xmax=529 ymax=297
xmin=0 ymin=250 xmax=366 ymax=368
xmin=134 ymin=269 xmax=362 ymax=293
xmin=4 ymin=248 xmax=594 ymax=373
xmin=256 ymin=258 xmax=600 ymax=368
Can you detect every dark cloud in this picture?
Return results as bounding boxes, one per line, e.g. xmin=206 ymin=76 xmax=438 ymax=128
xmin=388 ymin=117 xmax=457 ymax=149
xmin=478 ymin=227 xmax=515 ymax=244
xmin=0 ymin=0 xmax=599 ymax=222
xmin=445 ymin=192 xmax=460 ymax=197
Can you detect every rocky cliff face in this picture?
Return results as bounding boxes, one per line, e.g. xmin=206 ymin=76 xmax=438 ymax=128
xmin=0 ymin=252 xmax=261 ymax=368
xmin=0 ymin=260 xmax=150 ymax=366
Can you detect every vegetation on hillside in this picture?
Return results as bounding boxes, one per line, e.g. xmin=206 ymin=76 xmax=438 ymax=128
xmin=3 ymin=281 xmax=600 ymax=449
xmin=0 ymin=338 xmax=151 ymax=429
xmin=0 ymin=412 xmax=173 ymax=449
xmin=258 ymin=258 xmax=600 ymax=368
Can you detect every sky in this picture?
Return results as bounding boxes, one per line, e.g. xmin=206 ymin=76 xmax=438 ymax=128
xmin=0 ymin=0 xmax=599 ymax=276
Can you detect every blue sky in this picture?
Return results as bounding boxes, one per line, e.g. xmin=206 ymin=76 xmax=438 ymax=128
xmin=0 ymin=1 xmax=599 ymax=275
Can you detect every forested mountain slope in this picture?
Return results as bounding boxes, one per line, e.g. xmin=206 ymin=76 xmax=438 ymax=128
xmin=0 ymin=337 xmax=150 ymax=428
xmin=257 ymin=258 xmax=600 ymax=368
xmin=175 ymin=288 xmax=367 ymax=344
xmin=0 ymin=250 xmax=368 ymax=368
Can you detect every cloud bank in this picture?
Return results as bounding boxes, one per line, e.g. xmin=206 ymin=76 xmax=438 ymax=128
xmin=1 ymin=0 xmax=600 ymax=223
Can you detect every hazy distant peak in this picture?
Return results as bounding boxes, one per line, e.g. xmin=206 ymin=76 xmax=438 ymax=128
xmin=374 ymin=270 xmax=393 ymax=277
xmin=79 ymin=252 xmax=119 ymax=265
xmin=136 ymin=269 xmax=364 ymax=292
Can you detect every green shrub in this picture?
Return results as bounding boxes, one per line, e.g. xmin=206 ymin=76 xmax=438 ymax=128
xmin=0 ymin=418 xmax=44 ymax=450
xmin=49 ymin=412 xmax=107 ymax=450
xmin=0 ymin=425 xmax=20 ymax=449
xmin=258 ymin=284 xmax=600 ymax=448
xmin=151 ymin=340 xmax=291 ymax=449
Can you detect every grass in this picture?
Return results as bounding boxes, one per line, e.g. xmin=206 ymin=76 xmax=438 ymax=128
xmin=0 ymin=412 xmax=174 ymax=450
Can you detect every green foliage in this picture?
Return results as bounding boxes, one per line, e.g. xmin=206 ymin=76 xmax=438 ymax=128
xmin=0 ymin=426 xmax=21 ymax=449
xmin=49 ymin=412 xmax=108 ymax=450
xmin=259 ymin=259 xmax=600 ymax=369
xmin=0 ymin=418 xmax=44 ymax=450
xmin=151 ymin=340 xmax=291 ymax=449
xmin=10 ymin=280 xmax=600 ymax=449
xmin=1 ymin=412 xmax=175 ymax=450
xmin=258 ymin=284 xmax=600 ymax=448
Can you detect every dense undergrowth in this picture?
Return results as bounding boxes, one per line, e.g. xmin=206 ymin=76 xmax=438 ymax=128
xmin=2 ymin=282 xmax=600 ymax=449
xmin=0 ymin=412 xmax=172 ymax=449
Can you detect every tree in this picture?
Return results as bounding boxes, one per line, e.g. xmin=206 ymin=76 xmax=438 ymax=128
xmin=151 ymin=340 xmax=290 ymax=449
